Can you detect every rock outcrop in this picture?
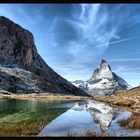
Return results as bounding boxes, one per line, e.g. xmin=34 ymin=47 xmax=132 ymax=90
xmin=72 ymin=59 xmax=130 ymax=96
xmin=0 ymin=16 xmax=88 ymax=96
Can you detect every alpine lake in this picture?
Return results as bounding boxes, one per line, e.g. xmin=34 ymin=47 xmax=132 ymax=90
xmin=0 ymin=97 xmax=140 ymax=137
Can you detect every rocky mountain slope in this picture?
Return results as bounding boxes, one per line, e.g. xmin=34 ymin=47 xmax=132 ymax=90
xmin=0 ymin=16 xmax=88 ymax=96
xmin=72 ymin=59 xmax=130 ymax=96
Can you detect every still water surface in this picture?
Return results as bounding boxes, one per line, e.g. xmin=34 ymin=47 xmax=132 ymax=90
xmin=0 ymin=98 xmax=81 ymax=136
xmin=0 ymin=98 xmax=140 ymax=136
xmin=39 ymin=99 xmax=140 ymax=136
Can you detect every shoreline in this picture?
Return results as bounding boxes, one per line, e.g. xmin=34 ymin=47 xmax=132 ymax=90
xmin=0 ymin=93 xmax=91 ymax=101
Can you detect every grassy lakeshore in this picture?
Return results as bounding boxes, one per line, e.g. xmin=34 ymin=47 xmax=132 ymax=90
xmin=0 ymin=93 xmax=91 ymax=101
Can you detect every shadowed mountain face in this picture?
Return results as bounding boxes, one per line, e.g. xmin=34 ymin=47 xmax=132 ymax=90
xmin=0 ymin=16 xmax=88 ymax=96
xmin=72 ymin=59 xmax=130 ymax=96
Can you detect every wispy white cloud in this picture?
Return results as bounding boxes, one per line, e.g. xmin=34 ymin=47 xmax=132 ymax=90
xmin=54 ymin=5 xmax=136 ymax=62
xmin=98 ymin=36 xmax=138 ymax=48
xmin=110 ymin=58 xmax=140 ymax=62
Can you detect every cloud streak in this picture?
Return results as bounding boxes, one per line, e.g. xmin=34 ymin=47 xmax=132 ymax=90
xmin=99 ymin=36 xmax=138 ymax=48
xmin=110 ymin=58 xmax=140 ymax=62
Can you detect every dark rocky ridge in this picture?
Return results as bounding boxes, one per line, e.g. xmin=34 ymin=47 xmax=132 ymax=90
xmin=0 ymin=16 xmax=88 ymax=96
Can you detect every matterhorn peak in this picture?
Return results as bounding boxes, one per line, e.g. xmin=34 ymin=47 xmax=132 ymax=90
xmin=99 ymin=59 xmax=111 ymax=70
xmin=89 ymin=59 xmax=113 ymax=83
xmin=72 ymin=59 xmax=130 ymax=96
xmin=101 ymin=59 xmax=107 ymax=64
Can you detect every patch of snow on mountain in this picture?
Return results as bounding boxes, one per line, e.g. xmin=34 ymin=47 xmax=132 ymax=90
xmin=87 ymin=78 xmax=118 ymax=89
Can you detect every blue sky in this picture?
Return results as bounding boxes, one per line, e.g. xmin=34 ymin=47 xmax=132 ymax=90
xmin=0 ymin=4 xmax=140 ymax=87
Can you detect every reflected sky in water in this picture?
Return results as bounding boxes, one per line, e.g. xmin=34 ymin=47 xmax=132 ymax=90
xmin=39 ymin=99 xmax=140 ymax=137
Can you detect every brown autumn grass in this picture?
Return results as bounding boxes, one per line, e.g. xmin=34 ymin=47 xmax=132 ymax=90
xmin=118 ymin=112 xmax=140 ymax=130
xmin=67 ymin=130 xmax=117 ymax=137
xmin=67 ymin=131 xmax=98 ymax=137
xmin=0 ymin=93 xmax=90 ymax=101
xmin=92 ymin=86 xmax=140 ymax=130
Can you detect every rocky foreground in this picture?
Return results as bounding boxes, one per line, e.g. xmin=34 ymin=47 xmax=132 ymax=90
xmin=0 ymin=16 xmax=88 ymax=96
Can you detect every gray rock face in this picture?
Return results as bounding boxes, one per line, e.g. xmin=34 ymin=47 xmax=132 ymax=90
xmin=0 ymin=16 xmax=88 ymax=96
xmin=72 ymin=59 xmax=130 ymax=96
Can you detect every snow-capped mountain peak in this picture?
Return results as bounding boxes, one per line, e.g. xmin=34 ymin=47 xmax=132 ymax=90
xmin=71 ymin=59 xmax=131 ymax=96
xmin=88 ymin=59 xmax=113 ymax=83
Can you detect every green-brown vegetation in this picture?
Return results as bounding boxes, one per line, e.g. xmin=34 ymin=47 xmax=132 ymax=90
xmin=0 ymin=109 xmax=66 ymax=136
xmin=118 ymin=112 xmax=140 ymax=130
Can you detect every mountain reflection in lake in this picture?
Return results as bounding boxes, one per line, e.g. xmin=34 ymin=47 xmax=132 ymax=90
xmin=39 ymin=99 xmax=140 ymax=137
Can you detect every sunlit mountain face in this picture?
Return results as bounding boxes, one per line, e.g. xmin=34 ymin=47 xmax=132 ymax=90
xmin=1 ymin=4 xmax=140 ymax=86
xmin=71 ymin=59 xmax=131 ymax=96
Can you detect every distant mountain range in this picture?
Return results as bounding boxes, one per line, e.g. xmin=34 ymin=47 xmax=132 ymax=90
xmin=72 ymin=59 xmax=131 ymax=96
xmin=0 ymin=16 xmax=88 ymax=96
